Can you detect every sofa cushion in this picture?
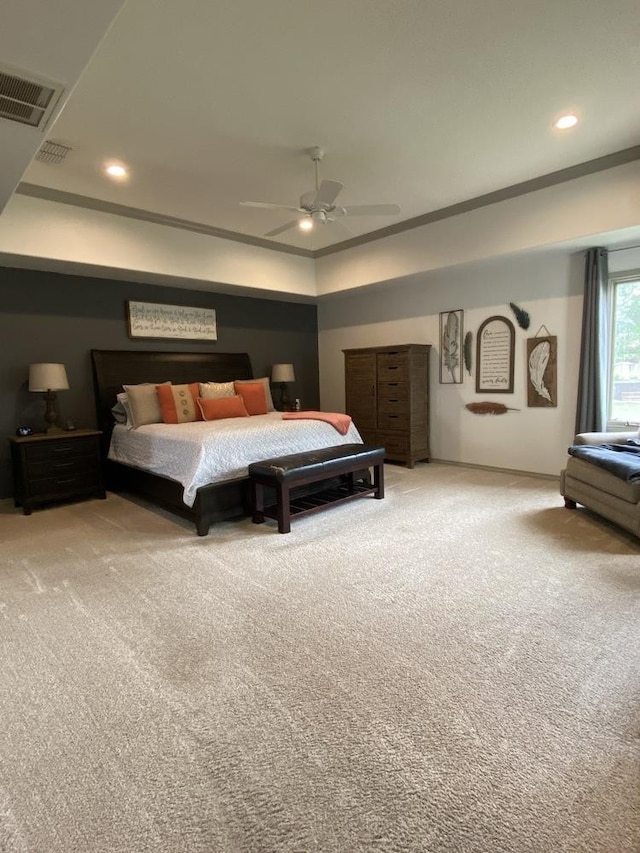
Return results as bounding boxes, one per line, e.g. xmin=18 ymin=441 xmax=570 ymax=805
xmin=565 ymin=457 xmax=640 ymax=503
xmin=574 ymin=430 xmax=637 ymax=446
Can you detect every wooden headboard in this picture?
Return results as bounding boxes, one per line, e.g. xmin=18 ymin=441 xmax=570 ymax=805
xmin=91 ymin=349 xmax=253 ymax=440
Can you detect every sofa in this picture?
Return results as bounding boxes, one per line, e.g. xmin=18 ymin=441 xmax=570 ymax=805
xmin=560 ymin=430 xmax=640 ymax=537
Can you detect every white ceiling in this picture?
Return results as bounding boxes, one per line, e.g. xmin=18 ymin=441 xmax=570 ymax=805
xmin=12 ymin=0 xmax=640 ymax=253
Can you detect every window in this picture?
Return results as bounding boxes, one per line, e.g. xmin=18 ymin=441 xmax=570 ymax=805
xmin=609 ymin=272 xmax=640 ymax=426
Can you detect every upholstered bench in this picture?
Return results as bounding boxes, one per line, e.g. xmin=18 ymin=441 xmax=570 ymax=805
xmin=248 ymin=443 xmax=385 ymax=533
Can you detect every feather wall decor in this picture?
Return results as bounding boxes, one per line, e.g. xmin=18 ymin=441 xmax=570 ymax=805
xmin=465 ymin=402 xmax=519 ymax=415
xmin=509 ymin=302 xmax=530 ymax=330
xmin=526 ymin=335 xmax=557 ymax=406
xmin=439 ymin=309 xmax=463 ymax=383
xmin=528 ymin=340 xmax=551 ymax=402
xmin=443 ymin=312 xmax=459 ymax=374
xmin=463 ymin=331 xmax=473 ymax=376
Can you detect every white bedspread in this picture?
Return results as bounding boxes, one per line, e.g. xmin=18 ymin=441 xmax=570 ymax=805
xmin=108 ymin=413 xmax=363 ymax=507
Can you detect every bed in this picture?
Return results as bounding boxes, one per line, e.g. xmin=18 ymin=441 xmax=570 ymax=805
xmin=91 ymin=349 xmax=363 ymax=535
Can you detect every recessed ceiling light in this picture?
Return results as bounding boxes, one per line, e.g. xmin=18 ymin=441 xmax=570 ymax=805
xmin=105 ymin=163 xmax=128 ymax=179
xmin=553 ymin=114 xmax=578 ymax=130
xmin=298 ymin=218 xmax=313 ymax=232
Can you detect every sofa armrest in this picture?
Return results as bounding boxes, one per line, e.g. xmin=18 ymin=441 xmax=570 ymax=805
xmin=574 ymin=430 xmax=637 ymax=445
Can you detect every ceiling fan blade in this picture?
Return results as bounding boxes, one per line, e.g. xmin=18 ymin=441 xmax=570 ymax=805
xmin=338 ymin=204 xmax=401 ymax=216
xmin=241 ymin=201 xmax=303 ymax=213
xmin=328 ymin=219 xmax=354 ymax=237
xmin=314 ymin=179 xmax=344 ymax=207
xmin=264 ymin=219 xmax=299 ymax=237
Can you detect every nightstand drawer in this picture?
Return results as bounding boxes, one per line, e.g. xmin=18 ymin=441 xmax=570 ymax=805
xmin=23 ymin=436 xmax=97 ymax=461
xmin=27 ymin=456 xmax=99 ymax=480
xmin=28 ymin=471 xmax=102 ymax=499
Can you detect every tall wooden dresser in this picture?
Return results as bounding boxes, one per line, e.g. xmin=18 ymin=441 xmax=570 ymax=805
xmin=343 ymin=344 xmax=431 ymax=468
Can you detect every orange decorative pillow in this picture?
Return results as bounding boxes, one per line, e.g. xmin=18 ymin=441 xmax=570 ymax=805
xmin=156 ymin=383 xmax=202 ymax=424
xmin=234 ymin=381 xmax=268 ymax=415
xmin=197 ymin=395 xmax=249 ymax=421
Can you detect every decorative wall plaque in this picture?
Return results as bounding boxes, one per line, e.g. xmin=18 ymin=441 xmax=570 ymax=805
xmin=527 ymin=331 xmax=557 ymax=407
xmin=127 ymin=301 xmax=217 ymax=341
xmin=476 ymin=315 xmax=515 ymax=393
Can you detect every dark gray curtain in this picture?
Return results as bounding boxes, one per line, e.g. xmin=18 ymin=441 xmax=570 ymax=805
xmin=575 ymin=247 xmax=610 ymax=434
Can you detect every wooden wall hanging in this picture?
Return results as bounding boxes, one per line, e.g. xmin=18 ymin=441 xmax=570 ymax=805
xmin=527 ymin=326 xmax=557 ymax=407
xmin=476 ymin=315 xmax=515 ymax=393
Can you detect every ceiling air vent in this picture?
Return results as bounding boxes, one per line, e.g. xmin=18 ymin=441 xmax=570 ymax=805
xmin=36 ymin=140 xmax=72 ymax=164
xmin=0 ymin=64 xmax=64 ymax=130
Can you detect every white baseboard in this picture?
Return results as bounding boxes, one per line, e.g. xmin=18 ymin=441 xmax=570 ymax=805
xmin=430 ymin=458 xmax=560 ymax=482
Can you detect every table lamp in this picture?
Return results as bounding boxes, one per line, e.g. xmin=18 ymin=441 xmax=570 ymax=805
xmin=271 ymin=363 xmax=295 ymax=410
xmin=29 ymin=363 xmax=69 ymax=433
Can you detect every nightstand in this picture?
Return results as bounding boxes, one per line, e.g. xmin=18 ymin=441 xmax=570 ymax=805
xmin=8 ymin=429 xmax=106 ymax=515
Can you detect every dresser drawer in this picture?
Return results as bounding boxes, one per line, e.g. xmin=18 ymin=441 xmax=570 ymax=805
xmin=377 ymin=411 xmax=410 ymax=431
xmin=24 ymin=436 xmax=98 ymax=462
xmin=377 ymin=352 xmax=409 ymax=382
xmin=377 ymin=432 xmax=409 ymax=458
xmin=378 ymin=394 xmax=409 ymax=415
xmin=378 ymin=380 xmax=408 ymax=399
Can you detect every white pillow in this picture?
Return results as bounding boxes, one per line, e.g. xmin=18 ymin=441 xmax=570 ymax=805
xmin=122 ymin=382 xmax=170 ymax=429
xmin=199 ymin=381 xmax=235 ymax=399
xmin=235 ymin=376 xmax=275 ymax=412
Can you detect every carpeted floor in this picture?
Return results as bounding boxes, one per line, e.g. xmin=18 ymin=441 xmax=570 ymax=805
xmin=1 ymin=463 xmax=639 ymax=853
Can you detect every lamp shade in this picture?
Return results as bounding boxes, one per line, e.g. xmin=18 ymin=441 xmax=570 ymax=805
xmin=271 ymin=363 xmax=295 ymax=383
xmin=29 ymin=363 xmax=69 ymax=392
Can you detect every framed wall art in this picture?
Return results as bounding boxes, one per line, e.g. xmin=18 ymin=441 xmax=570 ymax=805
xmin=527 ymin=328 xmax=557 ymax=407
xmin=126 ymin=300 xmax=217 ymax=341
xmin=476 ymin=315 xmax=515 ymax=393
xmin=439 ymin=309 xmax=464 ymax=384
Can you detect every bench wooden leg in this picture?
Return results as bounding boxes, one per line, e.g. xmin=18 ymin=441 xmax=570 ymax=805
xmin=252 ymin=480 xmax=265 ymax=524
xmin=276 ymin=483 xmax=291 ymax=533
xmin=373 ymin=461 xmax=384 ymax=499
xmin=347 ymin=472 xmax=355 ymax=494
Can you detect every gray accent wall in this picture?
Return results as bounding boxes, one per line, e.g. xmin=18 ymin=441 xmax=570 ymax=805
xmin=0 ymin=266 xmax=319 ymax=500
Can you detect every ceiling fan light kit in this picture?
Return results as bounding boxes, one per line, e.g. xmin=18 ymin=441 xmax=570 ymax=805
xmin=241 ymin=146 xmax=400 ymax=238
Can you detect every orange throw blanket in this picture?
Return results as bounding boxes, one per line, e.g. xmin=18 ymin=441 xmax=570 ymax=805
xmin=282 ymin=410 xmax=353 ymax=435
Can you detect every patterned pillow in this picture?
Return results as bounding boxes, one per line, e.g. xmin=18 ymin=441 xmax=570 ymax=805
xmin=199 ymin=381 xmax=235 ymax=399
xmin=156 ymin=383 xmax=202 ymax=424
xmin=197 ymin=395 xmax=249 ymax=421
xmin=234 ymin=381 xmax=268 ymax=416
xmin=111 ymin=392 xmax=133 ymax=427
xmin=235 ymin=377 xmax=275 ymax=412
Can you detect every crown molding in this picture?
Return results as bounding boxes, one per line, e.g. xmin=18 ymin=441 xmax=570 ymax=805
xmin=314 ymin=145 xmax=640 ymax=257
xmin=14 ymin=184 xmax=315 ymax=259
xmin=16 ymin=144 xmax=640 ymax=262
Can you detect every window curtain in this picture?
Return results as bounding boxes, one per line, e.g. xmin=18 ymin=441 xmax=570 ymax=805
xmin=575 ymin=247 xmax=610 ymax=434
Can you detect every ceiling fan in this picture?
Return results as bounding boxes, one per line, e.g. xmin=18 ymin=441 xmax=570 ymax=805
xmin=240 ymin=147 xmax=401 ymax=237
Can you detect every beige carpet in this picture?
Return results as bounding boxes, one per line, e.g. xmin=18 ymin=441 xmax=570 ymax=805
xmin=1 ymin=464 xmax=638 ymax=853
